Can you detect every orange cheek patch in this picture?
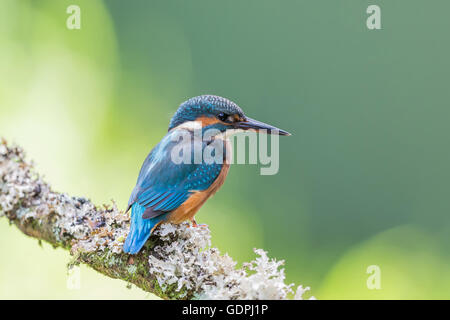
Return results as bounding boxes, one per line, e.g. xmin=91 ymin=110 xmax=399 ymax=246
xmin=196 ymin=116 xmax=229 ymax=127
xmin=196 ymin=116 xmax=221 ymax=126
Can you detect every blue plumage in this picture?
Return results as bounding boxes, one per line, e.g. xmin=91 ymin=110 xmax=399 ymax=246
xmin=123 ymin=129 xmax=225 ymax=254
xmin=123 ymin=202 xmax=168 ymax=254
xmin=123 ymin=95 xmax=290 ymax=254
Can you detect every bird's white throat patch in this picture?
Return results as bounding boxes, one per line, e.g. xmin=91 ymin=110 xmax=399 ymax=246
xmin=174 ymin=120 xmax=202 ymax=131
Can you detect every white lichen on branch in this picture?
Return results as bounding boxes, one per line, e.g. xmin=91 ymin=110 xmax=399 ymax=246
xmin=0 ymin=138 xmax=313 ymax=300
xmin=149 ymin=224 xmax=312 ymax=299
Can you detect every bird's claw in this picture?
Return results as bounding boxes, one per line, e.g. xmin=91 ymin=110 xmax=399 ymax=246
xmin=189 ymin=219 xmax=208 ymax=228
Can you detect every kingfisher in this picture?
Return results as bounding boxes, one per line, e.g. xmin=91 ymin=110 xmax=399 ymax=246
xmin=123 ymin=95 xmax=290 ymax=254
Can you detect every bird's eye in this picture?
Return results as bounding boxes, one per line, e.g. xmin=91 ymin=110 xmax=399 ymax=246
xmin=217 ymin=113 xmax=230 ymax=122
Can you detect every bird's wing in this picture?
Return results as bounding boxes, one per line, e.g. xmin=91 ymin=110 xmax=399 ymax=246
xmin=128 ymin=131 xmax=225 ymax=220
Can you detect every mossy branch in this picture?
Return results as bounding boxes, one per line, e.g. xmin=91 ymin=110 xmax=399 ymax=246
xmin=0 ymin=138 xmax=312 ymax=300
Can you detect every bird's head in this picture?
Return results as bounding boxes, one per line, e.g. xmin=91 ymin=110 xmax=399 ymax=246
xmin=168 ymin=95 xmax=291 ymax=136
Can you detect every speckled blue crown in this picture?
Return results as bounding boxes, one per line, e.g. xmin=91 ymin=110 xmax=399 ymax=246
xmin=168 ymin=95 xmax=244 ymax=130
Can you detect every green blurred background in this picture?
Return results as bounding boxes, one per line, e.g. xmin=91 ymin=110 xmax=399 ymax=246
xmin=1 ymin=0 xmax=450 ymax=299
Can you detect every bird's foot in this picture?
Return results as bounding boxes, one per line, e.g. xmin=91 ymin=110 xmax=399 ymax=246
xmin=190 ymin=219 xmax=208 ymax=228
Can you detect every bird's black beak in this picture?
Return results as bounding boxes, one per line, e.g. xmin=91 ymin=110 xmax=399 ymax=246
xmin=235 ymin=117 xmax=291 ymax=136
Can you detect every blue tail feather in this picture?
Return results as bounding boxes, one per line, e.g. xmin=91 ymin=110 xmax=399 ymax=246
xmin=123 ymin=203 xmax=167 ymax=254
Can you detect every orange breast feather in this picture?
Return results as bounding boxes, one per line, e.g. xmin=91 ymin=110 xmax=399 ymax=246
xmin=168 ymin=139 xmax=231 ymax=223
